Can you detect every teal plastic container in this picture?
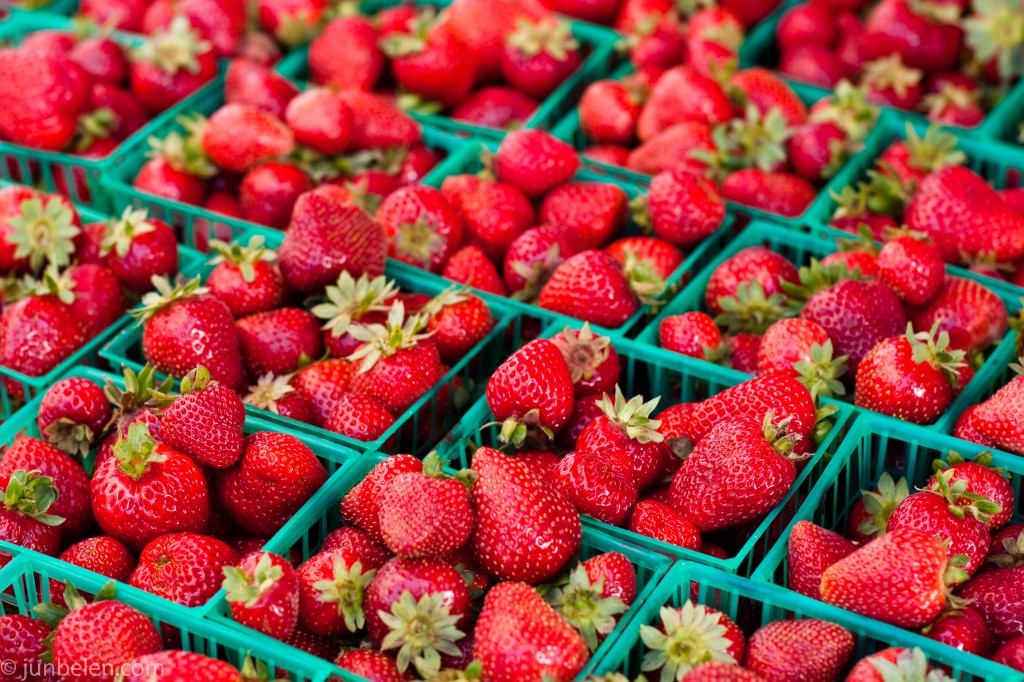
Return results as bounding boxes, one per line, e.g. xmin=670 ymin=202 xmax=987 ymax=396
xmin=100 ymin=228 xmax=527 ymax=456
xmin=1 ymin=0 xmax=77 ymax=13
xmin=275 ymin=3 xmax=620 ymax=141
xmin=0 ymin=189 xmax=205 ymax=422
xmin=635 ymin=220 xmax=1023 ymax=435
xmin=437 ymin=319 xmax=855 ymax=577
xmin=205 ymin=454 xmax=673 ymax=679
xmin=0 ymin=13 xmax=220 ymax=212
xmin=0 ymin=365 xmax=360 ymax=616
xmin=419 ymin=137 xmax=739 ymax=338
xmin=738 ymin=2 xmax=1024 ymax=143
xmin=593 ymin=561 xmax=1023 ymax=681
xmin=0 ymin=551 xmax=345 ymax=682
xmin=750 ymin=415 xmax=1024 ymax=679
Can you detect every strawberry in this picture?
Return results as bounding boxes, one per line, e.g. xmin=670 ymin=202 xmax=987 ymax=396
xmin=957 ymin=566 xmax=1024 ymax=640
xmin=545 ymin=560 xmax=630 ymax=651
xmin=133 ymin=160 xmax=206 ymax=207
xmin=236 ymin=307 xmax=323 ymax=378
xmin=626 ymin=121 xmax=715 ymax=176
xmin=309 ymin=272 xmax=395 ymax=359
xmin=821 ymin=528 xmax=956 ymax=628
xmin=551 ymin=324 xmax=620 ymax=398
xmin=583 ymin=551 xmax=637 ymax=605
xmin=820 ymin=249 xmax=880 ymax=279
xmin=559 ymin=395 xmax=607 ymax=450
xmin=502 ymin=225 xmax=572 ymax=299
xmin=0 ymin=49 xmax=87 ymax=152
xmin=134 ymin=277 xmax=245 ymax=391
xmin=660 ymin=311 xmax=723 ymax=360
xmin=0 ymin=470 xmax=63 ymax=562
xmin=636 ymin=66 xmax=732 ymax=142
xmin=335 ymin=649 xmax=405 ymax=681
xmin=225 ymin=58 xmax=299 ymax=119
xmin=688 ymin=374 xmax=817 ymax=447
xmin=954 ymin=405 xmax=999 ymax=448
xmin=49 ymin=536 xmax=135 ymax=608
xmin=787 ymin=121 xmax=850 ymax=184
xmin=223 ymin=550 xmax=299 ymax=639
xmin=442 ymin=245 xmax=508 ymax=296
xmin=444 ymin=0 xmax=539 ymax=83
xmin=0 ymin=187 xmax=81 ymax=273
xmin=971 ymin=368 xmax=1024 ymax=454
xmin=746 ymin=619 xmax=855 ymax=682
xmin=129 ymin=531 xmax=237 ymax=606
xmin=63 ymin=264 xmax=125 ymax=338
xmin=862 ymin=0 xmax=963 ymax=72
xmin=924 ymin=73 xmax=985 ymax=127
xmin=757 ymin=318 xmax=847 ymax=400
xmin=861 ymin=55 xmax=925 ymax=110
xmin=157 ymin=366 xmax=246 ymax=469
xmin=730 ymin=68 xmax=808 ymax=126
xmin=294 ymin=548 xmax=375 ymax=637
xmin=292 ymin=359 xmax=353 ymax=426
xmin=495 ymin=130 xmax=579 ymax=198
xmin=720 ymin=169 xmax=817 ymax=218
xmin=448 ymin=177 xmax=534 ymax=263
xmin=846 ymin=472 xmax=910 ymax=543
xmin=646 ymin=170 xmax=726 ymax=248
xmin=376 ymin=185 xmax=464 ymax=273
xmin=278 ymin=188 xmax=387 ymax=292
xmin=907 ymin=277 xmax=1008 ymax=353
xmin=125 ymin=651 xmax=242 ymax=680
xmin=553 ymin=448 xmax=638 ymax=526
xmin=931 ymin=451 xmax=1013 ymax=530
xmin=99 ymin=208 xmax=178 ymax=293
xmin=606 ymin=236 xmax=684 ymax=303
xmin=705 ymin=247 xmax=800 ymax=317
xmin=324 ymin=392 xmax=395 ymax=441
xmin=37 ymin=377 xmax=112 ymax=457
xmin=922 ymin=606 xmax=993 ymax=658
xmin=129 ymin=17 xmax=217 ymax=113
xmin=206 ymin=236 xmax=284 ymax=318
xmin=676 ymin=663 xmax=765 ymax=681
xmin=502 ymin=17 xmax=582 ymax=99
xmin=471 ymin=446 xmax=581 ymax=583
xmin=539 ymin=250 xmax=640 ymax=328
xmin=337 ymin=90 xmax=422 ymax=151
xmin=876 ymin=125 xmax=965 ymax=188
xmin=143 ymin=0 xmax=247 ymax=58
xmin=473 ymin=581 xmax=589 ymax=682
xmin=201 ymin=104 xmax=294 ymax=174
xmin=639 ymin=602 xmax=746 ymax=679
xmin=777 ymin=3 xmax=838 ymax=51
xmin=281 ymin=90 xmax=349 ymax=157
xmin=257 ymin=0 xmax=324 ymax=47
xmin=450 ymin=86 xmax=538 ymax=129
xmin=80 ymin=0 xmax=148 ymax=32
xmin=855 ymin=324 xmax=968 ymax=424
xmin=726 ymin=333 xmax=762 ymax=374
xmin=91 ymin=423 xmax=209 ymax=551
xmin=994 ymin=638 xmax=1024 ymax=671
xmin=382 ymin=20 xmax=474 ymax=108
xmin=486 ymin=339 xmax=575 ymax=446
xmin=539 ymin=182 xmax=627 ymax=252
xmin=579 ymin=79 xmax=643 ymax=146
xmin=627 ymin=499 xmax=702 ymax=550
xmin=309 ymin=17 xmax=383 ymax=90
xmin=786 ymin=520 xmax=856 ymax=598
xmin=0 ymin=615 xmax=52 ymax=681
xmin=341 ymin=455 xmax=423 ymax=544
xmin=217 ymin=431 xmax=327 ymax=536
xmin=322 ymin=526 xmax=391 ymax=570
xmin=238 ymin=162 xmax=312 ymax=229
xmin=422 ymin=288 xmax=495 ymax=365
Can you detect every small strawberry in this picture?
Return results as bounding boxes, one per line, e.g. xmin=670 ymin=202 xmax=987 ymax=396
xmin=206 ymin=236 xmax=284 ymax=318
xmin=323 ymin=392 xmax=395 ymax=441
xmin=442 ymin=245 xmax=508 ymax=296
xmin=201 ymin=103 xmax=294 ymax=174
xmin=125 ymin=651 xmax=243 ymax=680
xmin=257 ymin=0 xmax=325 ymax=47
xmin=156 ymin=365 xmax=246 ymax=469
xmin=99 ymin=208 xmax=178 ymax=293
xmin=907 ymin=277 xmax=1008 ymax=353
xmin=786 ymin=520 xmax=856 ymax=599
xmin=539 ymin=182 xmax=627 ymax=252
xmin=644 ymin=170 xmax=726 ymax=248
xmin=745 ymin=619 xmax=855 ymax=682
xmin=129 ymin=532 xmax=237 ymax=607
xmin=931 ymin=451 xmax=1014 ymax=530
xmin=485 ymin=339 xmax=575 ymax=446
xmin=627 ymin=499 xmax=702 ymax=551
xmin=550 ymin=324 xmax=620 ymax=398
xmin=292 ymin=358 xmax=353 ymax=426
xmin=223 ymin=550 xmax=299 ymax=639
xmin=36 ymin=376 xmax=112 ymax=457
xmin=296 ymin=548 xmax=375 ymax=637
xmin=129 ymin=17 xmax=217 ymax=112
xmin=309 ymin=17 xmax=383 ymax=91
xmin=225 ymin=58 xmax=299 ymax=119
xmin=638 ymin=602 xmax=746 ymax=680
xmin=539 ymin=250 xmax=640 ymax=329
xmin=377 ymin=185 xmax=464 ymax=274
xmin=238 ymin=162 xmax=312 ymax=229
xmin=994 ymin=638 xmax=1024 ymax=671
xmin=877 ymin=235 xmax=944 ymax=305
xmin=49 ymin=536 xmax=135 ymax=608
xmin=846 ymin=472 xmax=910 ymax=543
xmin=545 ymin=560 xmax=630 ymax=651
xmin=501 ymin=17 xmax=582 ymax=100
xmin=0 ymin=470 xmax=64 ymax=561
xmin=381 ymin=19 xmax=474 ymax=107
xmin=954 ymin=405 xmax=999 ymax=449
xmin=448 ymin=176 xmax=534 ymax=264
xmin=421 ymin=288 xmax=495 ymax=365
xmin=660 ymin=311 xmax=722 ymax=360
xmin=577 ymin=387 xmax=667 ymax=490
xmin=726 ymin=333 xmax=762 ymax=374
xmin=579 ymin=79 xmax=643 ymax=146
xmin=861 ymin=55 xmax=924 ymax=110
xmin=322 ymin=526 xmax=391 ymax=570
xmin=636 ymin=66 xmax=732 ymax=141
xmin=0 ymin=188 xmax=81 ymax=273
xmin=720 ymin=169 xmax=817 ymax=218
xmin=921 ymin=606 xmax=993 ymax=658
xmin=758 ymin=318 xmax=848 ymax=400
xmin=502 ymin=225 xmax=573 ymax=300
xmin=705 ymin=247 xmax=799 ymax=317
xmin=553 ymin=448 xmax=638 ymax=526
xmin=285 ymin=87 xmax=351 ymax=155
xmin=494 ymin=130 xmax=579 ymax=199
xmin=237 ymin=307 xmax=323 ymax=378
xmin=0 ymin=615 xmax=52 ymax=681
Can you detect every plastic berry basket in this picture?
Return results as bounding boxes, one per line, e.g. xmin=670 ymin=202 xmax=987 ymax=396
xmin=634 ymin=220 xmax=1023 ymax=435
xmin=737 ymin=3 xmax=1024 ymax=143
xmin=1 ymin=0 xmax=77 ymax=14
xmin=0 ymin=551 xmax=346 ymax=682
xmin=274 ymin=1 xmax=621 ymax=142
xmin=99 ymin=227 xmax=528 ymax=457
xmin=0 ymin=187 xmax=206 ymax=422
xmin=437 ymin=319 xmax=855 ymax=578
xmin=592 ymin=560 xmax=1023 ymax=681
xmin=749 ymin=415 xmax=1024 ymax=680
xmin=204 ymin=453 xmax=673 ymax=679
xmin=417 ymin=137 xmax=739 ymax=339
xmin=0 ymin=12 xmax=222 ymax=213
xmin=0 ymin=364 xmax=362 ymax=618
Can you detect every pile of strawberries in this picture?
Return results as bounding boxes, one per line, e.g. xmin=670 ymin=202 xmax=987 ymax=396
xmin=784 ymin=447 xmax=1024 ymax=671
xmin=658 ymin=228 xmax=1010 ymax=425
xmin=538 ymin=0 xmax=781 ymax=30
xmin=774 ymin=0 xmax=1024 ymax=127
xmin=0 ymin=187 xmax=182 ymax=393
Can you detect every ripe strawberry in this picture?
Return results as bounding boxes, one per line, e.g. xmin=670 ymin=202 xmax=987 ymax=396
xmin=907 ymin=277 xmax=1008 ymax=353
xmin=382 ymin=20 xmax=474 ymax=107
xmin=876 ymin=126 xmax=965 ymax=189
xmin=539 ymin=182 xmax=627 ymax=252
xmin=539 ymin=250 xmax=640 ymax=329
xmin=236 ymin=307 xmax=323 ymax=378
xmin=846 ymin=472 xmax=910 ymax=544
xmin=954 ymin=405 xmax=999 ymax=448
xmin=821 ymin=528 xmax=954 ymax=628
xmin=238 ymin=162 xmax=312 ymax=229
xmin=282 ymin=88 xmax=350 ymax=156
xmin=758 ymin=318 xmax=847 ymax=399
xmin=341 ymin=455 xmax=423 ymax=543
xmin=421 ymin=289 xmax=494 ymax=365
xmin=931 ymin=451 xmax=1013 ymax=530
xmin=636 ymin=66 xmax=732 ymax=141
xmin=61 ymin=263 xmax=125 ymax=338
xmin=788 ymin=121 xmax=850 ymax=184
xmin=725 ymin=333 xmax=762 ymax=374
xmin=376 ymin=185 xmax=464 ymax=273
xmin=335 ymin=649 xmax=405 ymax=681
xmin=256 ymin=0 xmax=324 ymax=46
xmin=786 ymin=520 xmax=856 ymax=598
xmin=924 ymin=73 xmax=985 ymax=127
xmin=820 ymin=249 xmax=880 ymax=279
xmin=322 ymin=526 xmax=391 ymax=570
xmin=36 ymin=377 xmax=111 ymax=457
xmin=217 ymin=431 xmax=327 ymax=536
xmin=447 ymin=177 xmax=534 ymax=263
xmin=731 ymin=68 xmax=808 ymax=126
xmin=545 ymin=560 xmax=631 ymax=651
xmin=130 ymin=532 xmax=237 ymax=606
xmin=49 ymin=536 xmax=135 ymax=608
xmin=444 ymin=0 xmax=538 ymax=82
xmin=583 ymin=551 xmax=637 ymax=605
xmin=626 ymin=120 xmax=715 ymax=176
xmin=553 ymin=448 xmax=638 ymax=526
xmin=0 ymin=187 xmax=82 ymax=272
xmin=295 ymin=548 xmax=375 ymax=639
xmin=502 ymin=225 xmax=573 ymax=299
xmin=746 ymin=619 xmax=855 ymax=682
xmin=157 ymin=366 xmax=246 ymax=469
xmin=862 ymin=0 xmax=963 ymax=72
xmin=124 ymin=651 xmax=242 ymax=680
xmin=0 ymin=615 xmax=52 ymax=681
xmin=705 ymin=247 xmax=800 ymax=317
xmin=309 ymin=17 xmax=383 ymax=91
xmin=660 ymin=312 xmax=722 ymax=360
xmin=225 ymin=58 xmax=298 ymax=119
xmin=579 ymin=79 xmax=643 ymax=145
xmin=646 ymin=170 xmax=725 ymax=247
xmin=957 ymin=566 xmax=1024 ymax=640
xmin=206 ymin=236 xmax=284 ymax=318
xmin=777 ymin=3 xmax=838 ymax=51
xmin=922 ymin=606 xmax=993 ymax=658
xmin=450 ymin=86 xmax=539 ymax=129
xmin=129 ymin=17 xmax=217 ymax=112
xmin=639 ymin=602 xmax=746 ymax=679
xmin=486 ymin=339 xmax=575 ymax=446
xmin=502 ymin=17 xmax=582 ymax=99
xmin=142 ymin=0 xmax=247 ymax=58
xmin=474 ymin=581 xmax=589 ymax=682
xmin=971 ymin=372 xmax=1024 ymax=455
xmin=550 ymin=324 xmax=620 ymax=398
xmin=133 ymin=159 xmax=206 ymax=207
xmin=324 ymin=392 xmax=395 ymax=441
xmin=278 ymin=188 xmax=387 ymax=292
xmin=494 ymin=130 xmax=579 ymax=198
xmin=688 ymin=374 xmax=817 ymax=447
xmin=0 ymin=50 xmax=87 ymax=152
xmin=442 ymin=245 xmax=509 ymax=296
xmin=99 ymin=208 xmax=178 ymax=293
xmin=721 ymin=169 xmax=817 ymax=218
xmin=994 ymin=638 xmax=1024 ymax=671
xmin=0 ymin=285 xmax=87 ymax=391
xmin=223 ymin=550 xmax=299 ymax=639
xmin=0 ymin=470 xmax=63 ymax=562
xmin=628 ymin=499 xmax=702 ymax=550
xmin=292 ymin=359 xmax=353 ymax=426
xmin=201 ymin=103 xmax=294 ymax=174
xmin=471 ymin=447 xmax=581 ymax=583
xmin=577 ymin=387 xmax=667 ymax=491
xmin=861 ymin=55 xmax=924 ymax=110
xmin=337 ymin=90 xmax=422 ymax=151
xmin=80 ymin=0 xmax=147 ymax=31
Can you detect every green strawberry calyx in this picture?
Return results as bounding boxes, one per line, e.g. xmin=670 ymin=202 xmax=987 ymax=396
xmin=311 ymin=271 xmax=400 ymax=340
xmin=509 ymin=242 xmax=564 ymax=303
xmin=422 ymin=451 xmax=477 ymax=490
xmin=131 ymin=15 xmax=211 ymax=75
xmin=857 ymin=472 xmax=911 ymax=538
xmin=42 ymin=416 xmax=95 ymax=460
xmin=544 ymin=563 xmax=628 ymax=651
xmin=494 ymin=408 xmax=552 ymax=448
xmin=33 ymin=580 xmax=118 ymax=643
xmin=7 ymin=196 xmax=80 ymax=273
xmin=619 ymin=249 xmax=671 ymax=307
xmin=274 ymin=9 xmax=321 ymax=48
xmin=869 ymin=647 xmax=953 ymax=682
xmin=243 ymin=373 xmax=298 ymax=415
xmin=223 ymin=552 xmax=286 ymax=608
xmin=551 ymin=323 xmax=612 ymax=384
xmin=715 ymin=281 xmax=793 ymax=336
xmin=692 ymin=106 xmax=793 ymax=183
xmin=781 ymin=258 xmax=862 ymax=306
xmin=313 ymin=555 xmax=375 ymax=633
xmin=639 ymin=602 xmax=737 ymax=680
xmin=208 ymin=235 xmax=277 ymax=283
xmin=112 ymin=421 xmax=167 ymax=480
xmin=963 ymin=0 xmax=1024 ymax=83
xmin=927 ymin=469 xmax=1002 ymax=524
xmin=13 ymin=267 xmax=77 ymax=307
xmin=420 ymin=286 xmax=469 ymax=322
xmin=104 ymin=364 xmax=174 ymax=427
xmin=506 ymin=17 xmax=579 ymax=60
xmin=809 ymin=80 xmax=878 ymax=144
xmin=390 ymin=213 xmax=449 ymax=270
xmin=988 ymin=529 xmax=1024 ymax=568
xmin=148 ymin=114 xmax=218 ymax=178
xmin=601 ymin=386 xmax=665 ymax=445
xmin=378 ymin=9 xmax=439 ymax=57
xmin=861 ymin=55 xmax=923 ymax=99
xmin=102 ymin=207 xmax=157 ymax=259
xmin=760 ymin=411 xmax=804 ymax=460
xmin=901 ymin=122 xmax=968 ymax=176
xmin=133 ymin=275 xmax=208 ymax=323
xmin=793 ymin=339 xmax=849 ymax=401
xmin=239 ymin=653 xmax=290 ymax=682
xmin=2 ymin=469 xmax=64 ymax=526
xmin=932 ymin=450 xmax=1006 ymax=478
xmin=73 ymin=107 xmax=118 ymax=154
xmin=431 ymin=661 xmax=483 ymax=681
xmin=346 ymin=301 xmax=433 ymax=373
xmin=907 ymin=322 xmax=967 ymax=390
xmin=378 ymin=590 xmax=466 ymax=679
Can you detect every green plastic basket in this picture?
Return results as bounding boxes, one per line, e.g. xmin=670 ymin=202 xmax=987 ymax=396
xmin=750 ymin=415 xmax=1024 ymax=679
xmin=100 ymin=228 xmax=528 ymax=456
xmin=738 ymin=2 xmax=1024 ymax=143
xmin=0 ymin=189 xmax=205 ymax=422
xmin=418 ymin=137 xmax=739 ymax=338
xmin=437 ymin=319 xmax=855 ymax=577
xmin=0 ymin=552 xmax=345 ymax=682
xmin=205 ymin=454 xmax=673 ymax=679
xmin=0 ymin=0 xmax=77 ymax=14
xmin=0 ymin=13 xmax=222 ymax=212
xmin=275 ymin=2 xmax=621 ymax=141
xmin=0 ymin=364 xmax=361 ymax=616
xmin=634 ymin=220 xmax=1023 ymax=435
xmin=593 ymin=560 xmax=1023 ymax=681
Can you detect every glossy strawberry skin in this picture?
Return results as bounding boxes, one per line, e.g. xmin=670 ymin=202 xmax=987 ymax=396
xmin=236 ymin=307 xmax=323 ymax=378
xmin=292 ymin=359 xmax=352 ymax=426
xmin=786 ymin=520 xmax=856 ymax=598
xmin=207 ymin=258 xmax=284 ymax=318
xmin=648 ymin=170 xmax=726 ymax=247
xmin=922 ymin=606 xmax=993 ymax=658
xmin=552 ymin=449 xmax=638 ymax=526
xmin=160 ymin=381 xmax=246 ymax=470
xmin=0 ymin=615 xmax=53 ymax=682
xmin=746 ymin=619 xmax=855 ymax=682
xmin=854 ymin=335 xmax=958 ymax=425
xmin=539 ymin=182 xmax=627 ymax=252
xmin=660 ymin=312 xmax=722 ymax=359
xmin=627 ymin=499 xmax=702 ymax=550
xmin=705 ymin=247 xmax=800 ymax=316
xmin=486 ymin=339 xmax=576 ymax=436
xmin=907 ymin=277 xmax=1008 ymax=354
xmin=51 ymin=600 xmax=162 ymax=682
xmin=226 ymin=550 xmax=300 ymax=640
xmin=49 ymin=536 xmax=135 ymax=608
xmin=577 ymin=416 xmax=666 ymax=491
xmin=539 ymin=250 xmax=639 ymax=329
xmin=321 ymin=526 xmax=392 ymax=570
xmin=689 ymin=374 xmax=816 ymax=446
xmin=376 ymin=185 xmax=464 ymax=274
xmin=335 ymin=649 xmax=405 ymax=682
xmin=129 ymin=532 xmax=238 ymax=607
xmin=494 ymin=130 xmax=579 ymax=199
xmin=348 ymin=340 xmax=446 ymax=415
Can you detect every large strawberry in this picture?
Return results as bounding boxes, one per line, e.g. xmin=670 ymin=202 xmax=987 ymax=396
xmin=0 ymin=615 xmax=52 ymax=682
xmin=295 ymin=548 xmax=376 ymax=637
xmin=201 ymin=103 xmax=294 ymax=174
xmin=236 ymin=307 xmax=323 ymax=378
xmin=0 ymin=188 xmax=81 ymax=272
xmin=129 ymin=532 xmax=237 ymax=606
xmin=123 ymin=651 xmax=242 ymax=681
xmin=156 ymin=365 xmax=246 ymax=469
xmin=376 ymin=185 xmax=464 ymax=274
xmin=638 ymin=602 xmax=746 ymax=680
xmin=34 ymin=367 xmax=110 ymax=457
xmin=494 ymin=129 xmax=579 ymax=199
xmin=645 ymin=170 xmax=726 ymax=248
xmin=786 ymin=520 xmax=856 ymax=598
xmin=100 ymin=208 xmax=178 ymax=293
xmin=309 ymin=17 xmax=383 ymax=91
xmin=382 ymin=18 xmax=474 ymax=107
xmin=576 ymin=387 xmax=667 ymax=491
xmin=628 ymin=499 xmax=702 ymax=551
xmin=539 ymin=250 xmax=640 ymax=329
xmin=745 ymin=619 xmax=855 ymax=682
xmin=485 ymin=339 xmax=575 ymax=446
xmin=49 ymin=537 xmax=135 ymax=609
xmin=0 ymin=48 xmax=88 ymax=152
xmin=206 ymin=236 xmax=285 ymax=318
xmin=907 ymin=277 xmax=1008 ymax=354
xmin=553 ymin=448 xmax=638 ymax=526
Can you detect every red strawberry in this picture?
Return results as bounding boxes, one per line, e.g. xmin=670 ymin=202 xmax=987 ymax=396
xmin=726 ymin=333 xmax=762 ymax=374
xmin=0 ymin=50 xmax=87 ymax=152
xmin=627 ymin=499 xmax=702 ymax=550
xmin=553 ymin=448 xmax=638 ymax=525
xmin=322 ymin=526 xmax=391 ymax=570
xmin=206 ymin=236 xmax=285 ymax=318
xmin=931 ymin=451 xmax=1013 ymax=530
xmin=225 ymin=58 xmax=298 ymax=119
xmin=545 ymin=559 xmax=631 ymax=651
xmin=295 ymin=548 xmax=375 ymax=637
xmin=539 ymin=250 xmax=640 ymax=329
xmin=486 ymin=339 xmax=575 ymax=446
xmin=422 ymin=289 xmax=495 ymax=365
xmin=646 ymin=170 xmax=726 ymax=247
xmin=876 ymin=126 xmax=966 ymax=188
xmin=471 ymin=446 xmax=581 ymax=583
xmin=539 ymin=182 xmax=627 ymax=252
xmin=0 ymin=187 xmax=82 ymax=273
xmin=49 ymin=536 xmax=135 ymax=608
xmin=956 ymin=566 xmax=1024 ymax=640
xmin=132 ymin=158 xmax=206 ymax=206
xmin=579 ymin=79 xmax=643 ymax=146
xmin=705 ymin=247 xmax=799 ymax=317
xmin=639 ymin=602 xmax=746 ymax=679
xmin=236 ymin=307 xmax=323 ymax=378
xmin=688 ymin=374 xmax=817 ymax=447
xmin=907 ymin=277 xmax=1008 ymax=353
xmin=238 ymin=162 xmax=312 ymax=229
xmin=444 ymin=0 xmax=538 ymax=83
xmin=223 ymin=550 xmax=299 ymax=639
xmin=0 ymin=615 xmax=52 ymax=681
xmin=201 ymin=104 xmax=294 ymax=174
xmin=129 ymin=17 xmax=217 ymax=112
xmin=757 ymin=318 xmax=847 ymax=400
xmin=309 ymin=17 xmax=383 ymax=91
xmin=80 ymin=0 xmax=147 ymax=31
xmin=142 ymin=0 xmax=247 ymax=58
xmin=788 ymin=121 xmax=850 ymax=184
xmin=502 ymin=225 xmax=573 ymax=299
xmin=37 ymin=377 xmax=111 ymax=457
xmin=659 ymin=311 xmax=722 ymax=360
xmin=63 ymin=264 xmax=125 ymax=338
xmin=721 ymin=170 xmax=817 ymax=218
xmin=335 ymin=649 xmax=405 ymax=681
xmin=777 ymin=3 xmax=838 ymax=51
xmin=636 ymin=66 xmax=732 ymax=141
xmin=292 ymin=359 xmax=353 ymax=426
xmin=954 ymin=404 xmax=999 ymax=448
xmin=583 ymin=551 xmax=637 ymax=605
xmin=786 ymin=520 xmax=856 ymax=598
xmin=970 ymin=371 xmax=1024 ymax=454
xmin=337 ymin=90 xmax=422 ymax=151
xmin=129 ymin=532 xmax=237 ymax=606
xmin=922 ymin=606 xmax=993 ymax=658
xmin=730 ymin=68 xmax=808 ymax=126
xmin=341 ymin=455 xmax=424 ymax=544
xmin=0 ymin=286 xmax=87 ymax=391
xmin=284 ymin=88 xmax=351 ymax=156
xmin=442 ymin=245 xmax=509 ymax=296
xmin=377 ymin=185 xmax=464 ymax=273
xmin=473 ymin=581 xmax=589 ymax=682
xmin=862 ymin=0 xmax=963 ymax=71
xmin=626 ymin=121 xmax=715 ymax=176
xmin=124 ymin=651 xmax=242 ymax=680
xmin=100 ymin=208 xmax=178 ymax=293
xmin=994 ymin=638 xmax=1024 ymax=671
xmin=382 ymin=21 xmax=474 ymax=107
xmin=257 ymin=0 xmax=324 ymax=47
xmin=924 ymin=73 xmax=985 ymax=127
xmin=0 ymin=470 xmax=63 ymax=562
xmin=846 ymin=472 xmax=910 ymax=543
xmin=448 ymin=177 xmax=534 ymax=263
xmin=158 ymin=366 xmax=246 ymax=469
xmin=494 ymin=130 xmax=579 ymax=198
xmin=324 ymin=392 xmax=395 ymax=441
xmin=502 ymin=17 xmax=582 ymax=100
xmin=861 ymin=55 xmax=924 ymax=110
xmin=606 ymin=236 xmax=684 ymax=303
xmin=450 ymin=86 xmax=538 ymax=129
xmin=746 ymin=619 xmax=855 ymax=682
xmin=550 ymin=324 xmax=620 ymax=398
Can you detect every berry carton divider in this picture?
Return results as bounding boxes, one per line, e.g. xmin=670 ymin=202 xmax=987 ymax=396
xmin=0 ymin=184 xmax=206 ymax=423
xmin=436 ymin=319 xmax=855 ymax=578
xmin=0 ymin=551 xmax=343 ymax=682
xmin=99 ymin=228 xmax=527 ymax=457
xmin=750 ymin=414 xmax=1024 ymax=680
xmin=415 ymin=136 xmax=739 ymax=338
xmin=634 ymin=219 xmax=1022 ymax=435
xmin=0 ymin=364 xmax=362 ymax=617
xmin=274 ymin=0 xmax=621 ymax=143
xmin=99 ymin=71 xmax=470 ymax=254
xmin=592 ymin=559 xmax=1021 ymax=681
xmin=546 ymin=61 xmax=844 ymax=230
xmin=0 ymin=12 xmax=222 ymax=213
xmin=737 ymin=2 xmax=1024 ymax=143
xmin=204 ymin=453 xmax=673 ymax=680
